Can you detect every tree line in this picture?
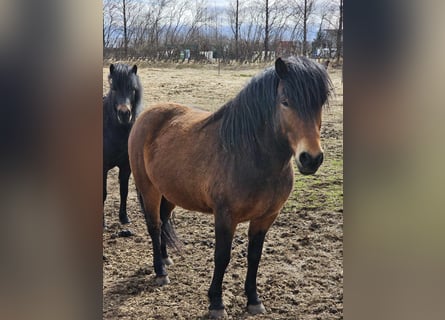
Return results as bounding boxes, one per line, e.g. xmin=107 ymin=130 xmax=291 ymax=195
xmin=103 ymin=0 xmax=343 ymax=63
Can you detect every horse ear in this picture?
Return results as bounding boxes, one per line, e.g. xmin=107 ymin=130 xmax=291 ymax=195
xmin=275 ymin=57 xmax=288 ymax=79
xmin=132 ymin=65 xmax=137 ymax=74
xmin=110 ymin=64 xmax=115 ymax=74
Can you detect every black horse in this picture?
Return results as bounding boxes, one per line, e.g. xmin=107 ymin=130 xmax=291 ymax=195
xmin=103 ymin=63 xmax=142 ymax=225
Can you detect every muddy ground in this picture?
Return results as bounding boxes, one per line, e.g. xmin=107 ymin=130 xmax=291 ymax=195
xmin=103 ymin=62 xmax=343 ymax=319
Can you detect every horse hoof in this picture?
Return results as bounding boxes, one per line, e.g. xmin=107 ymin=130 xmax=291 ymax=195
xmin=155 ymin=275 xmax=170 ymax=286
xmin=118 ymin=230 xmax=133 ymax=237
xmin=208 ymin=309 xmax=227 ymax=319
xmin=119 ymin=216 xmax=130 ymax=225
xmin=247 ymin=303 xmax=266 ymax=315
xmin=162 ymin=257 xmax=174 ymax=266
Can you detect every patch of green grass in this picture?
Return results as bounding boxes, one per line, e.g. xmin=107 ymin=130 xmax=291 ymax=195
xmin=329 ymin=158 xmax=343 ymax=168
xmin=284 ymin=157 xmax=343 ymax=213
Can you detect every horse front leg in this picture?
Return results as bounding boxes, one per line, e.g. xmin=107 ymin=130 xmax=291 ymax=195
xmin=103 ymin=170 xmax=108 ymax=228
xmin=245 ymin=213 xmax=278 ymax=315
xmin=208 ymin=211 xmax=236 ymax=319
xmin=118 ymin=163 xmax=131 ymax=224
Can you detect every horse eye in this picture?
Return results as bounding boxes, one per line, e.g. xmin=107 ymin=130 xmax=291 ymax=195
xmin=282 ymin=100 xmax=289 ymax=107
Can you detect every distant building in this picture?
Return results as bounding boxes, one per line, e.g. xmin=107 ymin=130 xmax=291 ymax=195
xmin=312 ymin=29 xmax=342 ymax=59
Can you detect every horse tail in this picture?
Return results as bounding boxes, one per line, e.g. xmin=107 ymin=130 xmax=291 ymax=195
xmin=161 ymin=212 xmax=182 ymax=253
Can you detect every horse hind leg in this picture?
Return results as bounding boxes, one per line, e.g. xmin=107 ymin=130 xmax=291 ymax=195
xmin=160 ymin=196 xmax=179 ymax=266
xmin=129 ymin=123 xmax=169 ymax=284
xmin=136 ymin=183 xmax=169 ymax=286
xmin=118 ymin=163 xmax=131 ymax=225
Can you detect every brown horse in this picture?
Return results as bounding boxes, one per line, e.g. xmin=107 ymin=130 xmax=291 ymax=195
xmin=128 ymin=56 xmax=331 ymax=318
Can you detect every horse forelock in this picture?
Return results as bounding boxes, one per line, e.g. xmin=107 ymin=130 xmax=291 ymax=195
xmin=281 ymin=56 xmax=332 ymax=120
xmin=204 ymin=56 xmax=332 ymax=155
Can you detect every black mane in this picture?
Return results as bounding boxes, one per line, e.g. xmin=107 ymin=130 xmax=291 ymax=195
xmin=202 ymin=56 xmax=332 ymax=154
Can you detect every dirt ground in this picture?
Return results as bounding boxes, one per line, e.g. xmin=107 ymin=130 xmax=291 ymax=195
xmin=103 ymin=62 xmax=343 ymax=320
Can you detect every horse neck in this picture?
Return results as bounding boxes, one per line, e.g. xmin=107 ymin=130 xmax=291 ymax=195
xmin=205 ymin=108 xmax=293 ymax=169
xmin=255 ymin=124 xmax=294 ymax=168
xmin=215 ymin=117 xmax=293 ymax=173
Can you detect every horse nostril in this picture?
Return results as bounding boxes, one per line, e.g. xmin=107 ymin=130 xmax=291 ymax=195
xmin=299 ymin=152 xmax=312 ymax=167
xmin=118 ymin=108 xmax=131 ymax=118
xmin=299 ymin=152 xmax=324 ymax=168
xmin=315 ymin=153 xmax=324 ymax=166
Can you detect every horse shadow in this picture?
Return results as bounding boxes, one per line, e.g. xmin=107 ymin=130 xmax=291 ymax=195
xmin=103 ymin=267 xmax=158 ymax=311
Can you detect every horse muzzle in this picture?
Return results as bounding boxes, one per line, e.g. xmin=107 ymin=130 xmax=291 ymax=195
xmin=117 ymin=105 xmax=132 ymax=124
xmin=296 ymin=151 xmax=324 ymax=175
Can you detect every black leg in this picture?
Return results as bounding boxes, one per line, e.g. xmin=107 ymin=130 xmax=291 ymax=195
xmin=118 ymin=164 xmax=131 ymax=224
xmin=103 ymin=170 xmax=108 ymax=227
xmin=144 ymin=207 xmax=168 ymax=284
xmin=160 ymin=197 xmax=175 ymax=265
xmin=139 ymin=184 xmax=168 ymax=285
xmin=208 ymin=213 xmax=235 ymax=316
xmin=244 ymin=215 xmax=277 ymax=315
xmin=147 ymin=223 xmax=168 ymax=279
xmin=103 ymin=171 xmax=108 ymax=204
xmin=245 ymin=231 xmax=266 ymax=306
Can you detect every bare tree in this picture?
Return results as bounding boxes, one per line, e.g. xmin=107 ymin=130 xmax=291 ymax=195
xmin=301 ymin=0 xmax=306 ymax=55
xmin=228 ymin=0 xmax=244 ymax=60
xmin=122 ymin=0 xmax=128 ymax=55
xmin=163 ymin=0 xmax=188 ymax=50
xmin=302 ymin=0 xmax=316 ymax=56
xmin=108 ymin=0 xmax=143 ymax=56
xmin=185 ymin=0 xmax=207 ymax=46
xmin=240 ymin=1 xmax=266 ymax=61
xmin=311 ymin=0 xmax=333 ymax=58
xmin=235 ymin=0 xmax=239 ymax=60
xmin=268 ymin=1 xmax=293 ymax=56
xmin=264 ymin=0 xmax=269 ymax=60
xmin=287 ymin=0 xmax=316 ymax=56
xmin=288 ymin=4 xmax=303 ymax=49
xmin=103 ymin=0 xmax=339 ymax=63
xmin=309 ymin=0 xmax=342 ymax=60
xmin=103 ymin=0 xmax=120 ymax=49
xmin=335 ymin=0 xmax=343 ymax=63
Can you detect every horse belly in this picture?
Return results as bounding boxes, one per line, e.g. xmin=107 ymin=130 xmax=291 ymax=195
xmin=167 ymin=194 xmax=213 ymax=214
xmin=152 ymin=171 xmax=213 ymax=214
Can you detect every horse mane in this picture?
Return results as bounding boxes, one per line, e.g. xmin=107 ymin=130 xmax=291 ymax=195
xmin=103 ymin=63 xmax=143 ymax=125
xmin=201 ymin=56 xmax=332 ymax=154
